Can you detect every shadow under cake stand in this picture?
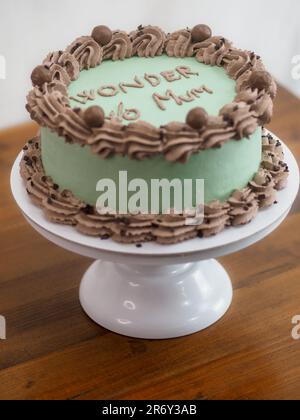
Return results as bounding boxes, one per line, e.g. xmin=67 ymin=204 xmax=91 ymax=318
xmin=11 ymin=139 xmax=299 ymax=339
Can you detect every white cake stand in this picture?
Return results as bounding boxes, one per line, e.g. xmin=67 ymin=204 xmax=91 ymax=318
xmin=11 ymin=138 xmax=299 ymax=339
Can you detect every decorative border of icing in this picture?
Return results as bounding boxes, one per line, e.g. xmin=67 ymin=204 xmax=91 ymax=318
xmin=26 ymin=25 xmax=277 ymax=163
xmin=20 ymin=130 xmax=289 ymax=245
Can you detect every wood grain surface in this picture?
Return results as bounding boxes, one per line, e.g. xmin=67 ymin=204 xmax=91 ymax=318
xmin=0 ymin=86 xmax=300 ymax=400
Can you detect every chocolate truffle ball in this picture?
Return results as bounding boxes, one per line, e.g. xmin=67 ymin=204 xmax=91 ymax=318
xmin=249 ymin=71 xmax=273 ymax=92
xmin=83 ymin=106 xmax=105 ymax=128
xmin=186 ymin=107 xmax=208 ymax=130
xmin=191 ymin=24 xmax=212 ymax=43
xmin=31 ymin=65 xmax=52 ymax=87
xmin=91 ymin=25 xmax=113 ymax=46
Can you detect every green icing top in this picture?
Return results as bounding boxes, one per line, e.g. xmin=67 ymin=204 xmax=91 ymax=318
xmin=67 ymin=56 xmax=236 ymax=127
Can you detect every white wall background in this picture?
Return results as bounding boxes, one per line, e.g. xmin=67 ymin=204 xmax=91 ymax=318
xmin=0 ymin=0 xmax=300 ymax=128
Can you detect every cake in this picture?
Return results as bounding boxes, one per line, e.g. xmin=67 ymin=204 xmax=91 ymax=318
xmin=21 ymin=24 xmax=289 ymax=244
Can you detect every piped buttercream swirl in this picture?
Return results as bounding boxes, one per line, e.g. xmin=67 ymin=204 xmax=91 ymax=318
xmin=66 ymin=36 xmax=103 ymax=70
xmin=235 ymin=89 xmax=273 ymax=126
xmin=228 ymin=189 xmax=258 ymax=226
xmin=87 ymin=120 xmax=124 ymax=158
xmin=42 ymin=190 xmax=85 ymax=225
xmin=130 ymin=26 xmax=166 ymax=58
xmin=249 ymin=168 xmax=277 ymax=208
xmin=162 ymin=122 xmax=201 ymax=163
xmin=201 ymin=116 xmax=235 ymax=149
xmin=220 ymin=102 xmax=258 ymax=139
xmin=165 ymin=29 xmax=192 ymax=58
xmin=192 ymin=36 xmax=232 ymax=66
xmin=261 ymin=132 xmax=289 ymax=190
xmin=43 ymin=51 xmax=80 ymax=82
xmin=152 ymin=213 xmax=198 ymax=245
xmin=124 ymin=121 xmax=162 ymax=159
xmin=198 ymin=201 xmax=230 ymax=237
xmin=57 ymin=108 xmax=92 ymax=145
xmin=103 ymin=31 xmax=133 ymax=61
xmin=26 ymin=85 xmax=70 ymax=129
xmin=223 ymin=50 xmax=263 ymax=80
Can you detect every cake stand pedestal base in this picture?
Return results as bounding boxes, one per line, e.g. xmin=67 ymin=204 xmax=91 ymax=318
xmin=79 ymin=259 xmax=232 ymax=339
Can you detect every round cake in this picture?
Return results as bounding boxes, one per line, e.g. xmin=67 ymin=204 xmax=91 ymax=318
xmin=21 ymin=24 xmax=289 ymax=244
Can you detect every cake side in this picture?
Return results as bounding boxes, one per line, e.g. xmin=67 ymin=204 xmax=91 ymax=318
xmin=40 ymin=126 xmax=262 ymax=208
xmin=20 ymin=130 xmax=289 ymax=244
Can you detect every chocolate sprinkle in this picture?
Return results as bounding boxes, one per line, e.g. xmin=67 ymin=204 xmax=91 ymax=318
xmin=83 ymin=205 xmax=94 ymax=215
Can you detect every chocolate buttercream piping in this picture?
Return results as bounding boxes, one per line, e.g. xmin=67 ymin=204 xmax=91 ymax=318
xmin=25 ymin=173 xmax=56 ymax=207
xmin=228 ymin=189 xmax=258 ymax=226
xmin=200 ymin=116 xmax=236 ymax=149
xmin=42 ymin=190 xmax=85 ymax=225
xmin=250 ymin=92 xmax=273 ymax=125
xmin=58 ymin=52 xmax=80 ymax=80
xmin=238 ymin=71 xmax=277 ymax=100
xmin=124 ymin=121 xmax=162 ymax=159
xmin=262 ymin=128 xmax=284 ymax=159
xmin=130 ymin=26 xmax=166 ymax=58
xmin=144 ymin=73 xmax=161 ymax=87
xmin=220 ymin=102 xmax=258 ymax=139
xmin=20 ymin=131 xmax=288 ymax=245
xmin=20 ymin=140 xmax=85 ymax=224
xmin=75 ymin=209 xmax=116 ymax=237
xmin=110 ymin=214 xmax=155 ymax=244
xmin=198 ymin=201 xmax=230 ymax=237
xmin=58 ymin=108 xmax=92 ymax=145
xmin=249 ymin=169 xmax=277 ymax=208
xmin=43 ymin=51 xmax=80 ymax=81
xmin=50 ymin=64 xmax=71 ymax=86
xmin=119 ymin=76 xmax=144 ymax=93
xmin=123 ymin=108 xmax=141 ymax=121
xmin=162 ymin=122 xmax=201 ymax=163
xmin=153 ymin=214 xmax=198 ymax=245
xmin=235 ymin=88 xmax=273 ymax=126
xmin=261 ymin=130 xmax=289 ymax=190
xmin=66 ymin=36 xmax=103 ymax=70
xmin=165 ymin=29 xmax=192 ymax=58
xmin=87 ymin=120 xmax=125 ymax=158
xmin=192 ymin=37 xmax=232 ymax=66
xmin=223 ymin=50 xmax=263 ymax=80
xmin=26 ymin=87 xmax=70 ymax=130
xmin=103 ymin=31 xmax=133 ymax=61
xmin=20 ymin=138 xmax=43 ymax=180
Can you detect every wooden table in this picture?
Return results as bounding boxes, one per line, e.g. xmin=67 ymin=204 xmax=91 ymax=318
xmin=0 ymin=86 xmax=300 ymax=400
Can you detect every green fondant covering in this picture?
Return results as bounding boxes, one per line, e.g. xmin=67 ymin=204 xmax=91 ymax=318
xmin=42 ymin=55 xmax=262 ymax=212
xmin=41 ymin=126 xmax=262 ymax=210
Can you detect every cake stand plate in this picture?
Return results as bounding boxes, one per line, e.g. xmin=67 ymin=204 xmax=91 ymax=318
xmin=11 ymin=138 xmax=299 ymax=339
